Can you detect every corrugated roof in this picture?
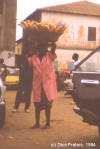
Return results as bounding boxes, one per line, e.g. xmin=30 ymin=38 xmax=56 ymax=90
xmin=38 ymin=1 xmax=100 ymax=16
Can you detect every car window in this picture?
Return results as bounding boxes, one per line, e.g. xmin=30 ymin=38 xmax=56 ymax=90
xmin=77 ymin=49 xmax=100 ymax=72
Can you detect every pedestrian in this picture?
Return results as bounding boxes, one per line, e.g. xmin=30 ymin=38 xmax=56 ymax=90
xmin=0 ymin=58 xmax=8 ymax=82
xmin=12 ymin=49 xmax=33 ymax=113
xmin=64 ymin=53 xmax=81 ymax=95
xmin=72 ymin=53 xmax=81 ymax=70
xmin=28 ymin=42 xmax=57 ymax=129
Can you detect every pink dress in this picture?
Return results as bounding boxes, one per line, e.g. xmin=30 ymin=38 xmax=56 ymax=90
xmin=28 ymin=52 xmax=57 ymax=102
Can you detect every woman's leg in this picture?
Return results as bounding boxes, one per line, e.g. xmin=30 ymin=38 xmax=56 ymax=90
xmin=31 ymin=104 xmax=40 ymax=129
xmin=35 ymin=107 xmax=40 ymax=127
xmin=45 ymin=107 xmax=51 ymax=127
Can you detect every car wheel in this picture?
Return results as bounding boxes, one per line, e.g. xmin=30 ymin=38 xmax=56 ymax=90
xmin=0 ymin=103 xmax=6 ymax=128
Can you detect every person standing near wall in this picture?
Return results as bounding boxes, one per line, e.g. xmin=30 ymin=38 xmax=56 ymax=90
xmin=72 ymin=53 xmax=81 ymax=70
xmin=64 ymin=53 xmax=81 ymax=95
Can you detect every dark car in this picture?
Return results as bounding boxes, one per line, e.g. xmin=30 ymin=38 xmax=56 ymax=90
xmin=71 ymin=46 xmax=100 ymax=136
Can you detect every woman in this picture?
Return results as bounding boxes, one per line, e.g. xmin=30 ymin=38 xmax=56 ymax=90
xmin=28 ymin=42 xmax=57 ymax=129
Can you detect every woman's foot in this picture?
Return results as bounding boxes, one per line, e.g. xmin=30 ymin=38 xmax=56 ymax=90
xmin=41 ymin=124 xmax=50 ymax=129
xmin=12 ymin=109 xmax=17 ymax=113
xmin=30 ymin=124 xmax=40 ymax=129
xmin=25 ymin=109 xmax=30 ymax=113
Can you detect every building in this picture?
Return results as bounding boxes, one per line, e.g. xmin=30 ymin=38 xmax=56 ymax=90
xmin=21 ymin=1 xmax=100 ymax=71
xmin=16 ymin=38 xmax=22 ymax=55
xmin=0 ymin=0 xmax=17 ymax=66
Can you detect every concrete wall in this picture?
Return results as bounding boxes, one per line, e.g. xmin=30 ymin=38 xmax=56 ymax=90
xmin=4 ymin=0 xmax=17 ymax=51
xmin=55 ymin=48 xmax=91 ymax=71
xmin=0 ymin=51 xmax=15 ymax=66
xmin=15 ymin=42 xmax=22 ymax=55
xmin=0 ymin=0 xmax=17 ymax=66
xmin=42 ymin=12 xmax=100 ymax=50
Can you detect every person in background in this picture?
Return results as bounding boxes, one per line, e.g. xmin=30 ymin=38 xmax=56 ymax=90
xmin=28 ymin=42 xmax=57 ymax=129
xmin=12 ymin=49 xmax=33 ymax=113
xmin=64 ymin=53 xmax=81 ymax=95
xmin=0 ymin=58 xmax=8 ymax=82
xmin=72 ymin=53 xmax=81 ymax=70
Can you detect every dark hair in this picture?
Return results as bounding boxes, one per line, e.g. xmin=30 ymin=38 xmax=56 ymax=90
xmin=72 ymin=53 xmax=79 ymax=61
xmin=35 ymin=42 xmax=48 ymax=54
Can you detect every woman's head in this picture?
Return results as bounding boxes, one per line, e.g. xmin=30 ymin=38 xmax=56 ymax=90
xmin=35 ymin=42 xmax=48 ymax=55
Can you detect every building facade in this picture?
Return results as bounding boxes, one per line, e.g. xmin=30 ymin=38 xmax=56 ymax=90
xmin=0 ymin=0 xmax=17 ymax=66
xmin=23 ymin=1 xmax=100 ymax=71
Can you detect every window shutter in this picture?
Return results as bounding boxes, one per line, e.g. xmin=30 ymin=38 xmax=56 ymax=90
xmin=88 ymin=27 xmax=96 ymax=41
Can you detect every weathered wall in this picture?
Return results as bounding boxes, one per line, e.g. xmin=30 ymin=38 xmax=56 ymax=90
xmin=41 ymin=11 xmax=100 ymax=50
xmin=41 ymin=11 xmax=100 ymax=71
xmin=55 ymin=49 xmax=91 ymax=71
xmin=0 ymin=0 xmax=17 ymax=52
xmin=4 ymin=0 xmax=17 ymax=51
xmin=0 ymin=0 xmax=17 ymax=66
xmin=15 ymin=42 xmax=22 ymax=55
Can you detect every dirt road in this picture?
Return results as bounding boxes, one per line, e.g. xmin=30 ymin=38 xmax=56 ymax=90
xmin=0 ymin=90 xmax=100 ymax=149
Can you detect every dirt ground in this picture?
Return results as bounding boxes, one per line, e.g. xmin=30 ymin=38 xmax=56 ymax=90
xmin=0 ymin=90 xmax=100 ymax=149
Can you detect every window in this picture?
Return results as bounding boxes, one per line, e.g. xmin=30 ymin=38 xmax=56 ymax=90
xmin=88 ymin=27 xmax=96 ymax=41
xmin=79 ymin=49 xmax=100 ymax=72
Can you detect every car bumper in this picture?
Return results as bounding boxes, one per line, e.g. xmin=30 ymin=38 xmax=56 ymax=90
xmin=5 ymin=83 xmax=18 ymax=89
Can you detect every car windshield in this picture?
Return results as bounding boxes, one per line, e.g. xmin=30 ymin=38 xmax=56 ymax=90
xmin=8 ymin=69 xmax=19 ymax=76
xmin=76 ymin=48 xmax=100 ymax=72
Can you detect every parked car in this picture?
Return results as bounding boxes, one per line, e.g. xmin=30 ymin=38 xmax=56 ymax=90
xmin=71 ymin=46 xmax=100 ymax=136
xmin=5 ymin=67 xmax=19 ymax=89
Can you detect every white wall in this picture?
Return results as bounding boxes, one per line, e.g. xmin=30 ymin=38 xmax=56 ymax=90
xmin=55 ymin=48 xmax=91 ymax=71
xmin=0 ymin=51 xmax=15 ymax=66
xmin=42 ymin=12 xmax=100 ymax=49
xmin=41 ymin=11 xmax=100 ymax=71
